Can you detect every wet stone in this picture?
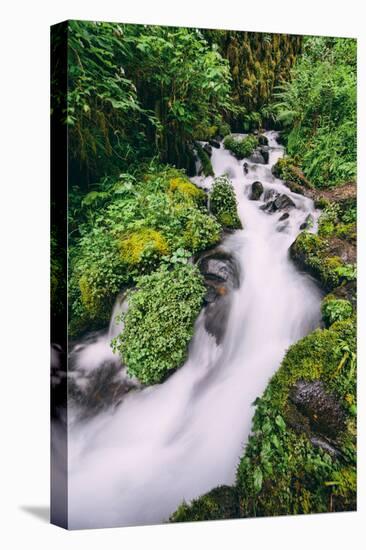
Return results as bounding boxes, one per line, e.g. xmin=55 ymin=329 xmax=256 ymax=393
xmin=250 ymin=181 xmax=264 ymax=201
xmin=279 ymin=212 xmax=290 ymax=221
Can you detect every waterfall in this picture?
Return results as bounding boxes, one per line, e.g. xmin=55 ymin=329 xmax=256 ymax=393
xmin=67 ymin=131 xmax=322 ymax=529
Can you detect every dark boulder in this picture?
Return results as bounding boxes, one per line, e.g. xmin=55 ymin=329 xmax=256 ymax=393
xmin=209 ymin=138 xmax=221 ymax=149
xmin=197 ymin=248 xmax=241 ymax=344
xmin=285 ymin=379 xmax=346 ymax=459
xmin=300 ymin=213 xmax=314 ymax=230
xmin=279 ymin=212 xmax=289 ymax=221
xmin=250 ymin=181 xmax=264 ymax=201
xmin=274 ymin=193 xmax=296 ymax=210
xmin=249 ymin=149 xmax=266 ymax=165
xmin=259 ymin=146 xmax=270 ymax=164
xmin=289 ymin=380 xmax=346 ymax=438
xmin=258 ymin=134 xmax=269 ymax=146
xmin=243 ymin=162 xmax=249 ymax=175
xmin=199 ymin=251 xmax=240 ymax=287
xmin=263 ymin=188 xmax=279 ymax=202
xmin=203 ymin=143 xmax=213 ymax=156
xmin=261 ymin=193 xmax=295 ymax=213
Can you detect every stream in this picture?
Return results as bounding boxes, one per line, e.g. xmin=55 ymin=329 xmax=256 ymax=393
xmin=67 ymin=131 xmax=323 ymax=529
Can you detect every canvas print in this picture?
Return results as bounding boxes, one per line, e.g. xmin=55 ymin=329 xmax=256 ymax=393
xmin=51 ymin=21 xmax=357 ymax=529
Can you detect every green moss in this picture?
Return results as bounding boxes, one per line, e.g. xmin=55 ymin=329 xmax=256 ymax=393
xmin=272 ymin=157 xmax=313 ymax=190
xmin=223 ymin=134 xmax=258 ymax=159
xmin=112 ymin=263 xmax=206 ymax=385
xmin=290 ymin=232 xmax=344 ymax=290
xmin=170 ymin=486 xmax=239 ymax=523
xmin=168 ymin=177 xmax=205 ymax=204
xmin=119 ymin=228 xmax=169 ymax=267
xmin=235 ymin=318 xmax=356 ymax=517
xmin=210 ymin=175 xmax=242 ymax=230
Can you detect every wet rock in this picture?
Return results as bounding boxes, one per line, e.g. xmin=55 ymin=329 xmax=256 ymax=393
xmin=289 ymin=380 xmax=346 ymax=438
xmin=197 ymin=248 xmax=241 ymax=344
xmin=332 ymin=280 xmax=357 ymax=305
xmin=198 ymin=251 xmax=240 ymax=287
xmin=209 ymin=138 xmax=221 ymax=149
xmin=258 ymin=134 xmax=269 ymax=146
xmin=68 ymin=360 xmax=136 ymax=418
xmin=243 ymin=162 xmax=249 ymax=175
xmin=309 ymin=436 xmax=341 ymax=459
xmin=279 ymin=212 xmax=290 ymax=221
xmin=261 ymin=193 xmax=295 ymax=213
xmin=263 ymin=188 xmax=279 ymax=202
xmin=250 ymin=181 xmax=264 ymax=201
xmin=203 ymin=143 xmax=213 ymax=156
xmin=300 ymin=213 xmax=314 ymax=230
xmin=259 ymin=146 xmax=270 ymax=164
xmin=249 ymin=149 xmax=266 ymax=165
xmin=274 ymin=193 xmax=296 ymax=210
xmin=277 ymin=222 xmax=289 ymax=233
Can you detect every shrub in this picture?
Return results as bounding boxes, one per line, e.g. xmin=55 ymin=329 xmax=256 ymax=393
xmin=223 ymin=134 xmax=258 ymax=159
xmin=69 ymin=166 xmax=222 ymax=335
xmin=181 ymin=209 xmax=221 ymax=253
xmin=210 ymin=175 xmax=242 ymax=229
xmin=321 ymin=296 xmax=353 ymax=327
xmin=168 ymin=177 xmax=206 ymax=204
xmin=274 ymin=37 xmax=356 ymax=187
xmin=112 ymin=263 xmax=206 ymax=384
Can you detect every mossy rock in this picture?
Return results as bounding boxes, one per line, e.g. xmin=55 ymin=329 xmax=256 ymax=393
xmin=210 ymin=175 xmax=242 ymax=230
xmin=290 ymin=232 xmax=349 ymax=291
xmin=223 ymin=134 xmax=258 ymax=159
xmin=170 ymin=486 xmax=239 ymax=523
xmin=236 ymin=318 xmax=356 ymax=517
xmin=195 ymin=142 xmax=214 ymax=176
xmin=272 ymin=157 xmax=313 ymax=191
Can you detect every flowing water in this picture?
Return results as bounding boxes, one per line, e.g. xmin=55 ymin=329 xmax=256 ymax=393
xmin=67 ymin=131 xmax=323 ymax=529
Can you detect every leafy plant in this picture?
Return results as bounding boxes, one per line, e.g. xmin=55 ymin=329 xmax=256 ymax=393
xmin=210 ymin=175 xmax=242 ymax=229
xmin=112 ymin=263 xmax=205 ymax=384
xmin=273 ymin=37 xmax=356 ymax=188
xmin=321 ymin=296 xmax=353 ymax=327
xmin=223 ymin=134 xmax=258 ymax=159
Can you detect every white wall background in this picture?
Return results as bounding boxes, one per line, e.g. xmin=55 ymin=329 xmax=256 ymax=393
xmin=0 ymin=1 xmax=364 ymax=548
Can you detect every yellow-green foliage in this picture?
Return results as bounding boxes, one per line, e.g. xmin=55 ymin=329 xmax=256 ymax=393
xmin=168 ymin=177 xmax=205 ymax=204
xmin=119 ymin=228 xmax=169 ymax=266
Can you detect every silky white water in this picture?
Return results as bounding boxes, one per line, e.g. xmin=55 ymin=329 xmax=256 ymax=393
xmin=68 ymin=131 xmax=322 ymax=529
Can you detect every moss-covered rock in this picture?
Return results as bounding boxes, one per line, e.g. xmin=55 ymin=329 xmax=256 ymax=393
xmin=235 ymin=318 xmax=356 ymax=517
xmin=170 ymin=486 xmax=239 ymax=523
xmin=223 ymin=134 xmax=258 ymax=159
xmin=289 ymin=232 xmax=355 ymax=291
xmin=272 ymin=157 xmax=313 ymax=192
xmin=210 ymin=175 xmax=242 ymax=230
xmin=195 ymin=142 xmax=214 ymax=176
xmin=112 ymin=263 xmax=206 ymax=385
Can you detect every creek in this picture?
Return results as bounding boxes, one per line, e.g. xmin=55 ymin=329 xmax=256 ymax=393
xmin=67 ymin=131 xmax=323 ymax=528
